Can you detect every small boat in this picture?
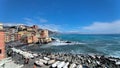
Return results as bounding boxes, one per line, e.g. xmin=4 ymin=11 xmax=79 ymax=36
xmin=52 ymin=61 xmax=60 ymax=68
xmin=35 ymin=61 xmax=45 ymax=67
xmin=47 ymin=59 xmax=56 ymax=65
xmin=69 ymin=63 xmax=76 ymax=68
xmin=63 ymin=62 xmax=69 ymax=68
xmin=57 ymin=61 xmax=65 ymax=68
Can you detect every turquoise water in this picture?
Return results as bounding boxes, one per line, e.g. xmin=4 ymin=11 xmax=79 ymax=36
xmin=28 ymin=34 xmax=120 ymax=58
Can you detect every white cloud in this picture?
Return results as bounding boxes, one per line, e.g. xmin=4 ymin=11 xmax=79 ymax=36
xmin=82 ymin=20 xmax=120 ymax=34
xmin=23 ymin=17 xmax=61 ymax=32
xmin=23 ymin=18 xmax=35 ymax=26
xmin=39 ymin=24 xmax=62 ymax=32
xmin=3 ymin=22 xmax=25 ymax=26
xmin=39 ymin=18 xmax=48 ymax=23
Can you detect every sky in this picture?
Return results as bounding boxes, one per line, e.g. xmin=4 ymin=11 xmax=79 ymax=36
xmin=0 ymin=0 xmax=120 ymax=34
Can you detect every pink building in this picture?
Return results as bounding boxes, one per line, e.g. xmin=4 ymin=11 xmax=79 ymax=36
xmin=0 ymin=30 xmax=5 ymax=60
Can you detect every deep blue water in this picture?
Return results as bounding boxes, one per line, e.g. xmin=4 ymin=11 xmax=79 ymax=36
xmin=28 ymin=34 xmax=120 ymax=58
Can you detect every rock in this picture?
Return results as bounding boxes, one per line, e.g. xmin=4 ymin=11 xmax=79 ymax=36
xmin=52 ymin=61 xmax=60 ymax=68
xmin=39 ymin=59 xmax=47 ymax=64
xmin=76 ymin=64 xmax=83 ymax=68
xmin=32 ymin=53 xmax=38 ymax=57
xmin=116 ymin=61 xmax=120 ymax=65
xmin=63 ymin=62 xmax=69 ymax=68
xmin=43 ymin=57 xmax=50 ymax=61
xmin=69 ymin=63 xmax=76 ymax=68
xmin=47 ymin=59 xmax=56 ymax=65
xmin=35 ymin=61 xmax=45 ymax=67
xmin=57 ymin=61 xmax=65 ymax=68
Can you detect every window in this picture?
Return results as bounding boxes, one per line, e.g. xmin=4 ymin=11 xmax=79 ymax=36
xmin=0 ymin=49 xmax=1 ymax=54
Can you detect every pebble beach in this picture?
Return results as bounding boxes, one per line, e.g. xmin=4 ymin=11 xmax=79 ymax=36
xmin=7 ymin=47 xmax=120 ymax=68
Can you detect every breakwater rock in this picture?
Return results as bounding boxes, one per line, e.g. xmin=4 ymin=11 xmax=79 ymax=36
xmin=9 ymin=48 xmax=120 ymax=68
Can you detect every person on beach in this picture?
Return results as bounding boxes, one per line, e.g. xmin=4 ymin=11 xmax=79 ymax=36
xmin=24 ymin=58 xmax=29 ymax=64
xmin=33 ymin=63 xmax=36 ymax=68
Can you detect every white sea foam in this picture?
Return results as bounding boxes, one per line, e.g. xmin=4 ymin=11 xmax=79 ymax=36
xmin=40 ymin=40 xmax=86 ymax=48
xmin=47 ymin=41 xmax=85 ymax=46
xmin=109 ymin=51 xmax=120 ymax=58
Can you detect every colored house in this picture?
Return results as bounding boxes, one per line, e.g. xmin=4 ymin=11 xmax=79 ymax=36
xmin=0 ymin=23 xmax=5 ymax=60
xmin=40 ymin=29 xmax=49 ymax=39
xmin=5 ymin=32 xmax=10 ymax=43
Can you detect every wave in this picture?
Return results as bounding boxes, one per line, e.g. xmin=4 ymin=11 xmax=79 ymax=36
xmin=39 ymin=37 xmax=86 ymax=48
xmin=108 ymin=51 xmax=120 ymax=58
xmin=39 ymin=41 xmax=86 ymax=48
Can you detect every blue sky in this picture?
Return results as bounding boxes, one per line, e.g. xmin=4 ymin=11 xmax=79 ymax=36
xmin=0 ymin=0 xmax=120 ymax=34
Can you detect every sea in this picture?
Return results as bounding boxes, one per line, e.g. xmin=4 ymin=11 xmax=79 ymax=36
xmin=26 ymin=34 xmax=120 ymax=58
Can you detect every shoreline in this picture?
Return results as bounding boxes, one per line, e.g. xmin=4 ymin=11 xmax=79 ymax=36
xmin=5 ymin=41 xmax=120 ymax=68
xmin=7 ymin=47 xmax=120 ymax=68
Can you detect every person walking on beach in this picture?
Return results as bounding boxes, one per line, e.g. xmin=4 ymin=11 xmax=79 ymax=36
xmin=33 ymin=63 xmax=36 ymax=68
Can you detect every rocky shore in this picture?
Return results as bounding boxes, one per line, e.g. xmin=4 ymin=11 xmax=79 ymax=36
xmin=6 ymin=47 xmax=120 ymax=68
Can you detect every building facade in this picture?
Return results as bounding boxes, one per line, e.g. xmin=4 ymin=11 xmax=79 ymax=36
xmin=0 ymin=24 xmax=5 ymax=60
xmin=40 ymin=29 xmax=49 ymax=38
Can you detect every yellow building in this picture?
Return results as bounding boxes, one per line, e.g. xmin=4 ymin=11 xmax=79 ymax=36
xmin=27 ymin=36 xmax=33 ymax=44
xmin=5 ymin=32 xmax=10 ymax=43
xmin=18 ymin=31 xmax=27 ymax=36
xmin=0 ymin=23 xmax=3 ymax=29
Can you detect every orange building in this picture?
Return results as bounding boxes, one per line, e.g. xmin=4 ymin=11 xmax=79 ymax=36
xmin=0 ymin=24 xmax=5 ymax=60
xmin=40 ymin=29 xmax=49 ymax=38
xmin=32 ymin=36 xmax=39 ymax=43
